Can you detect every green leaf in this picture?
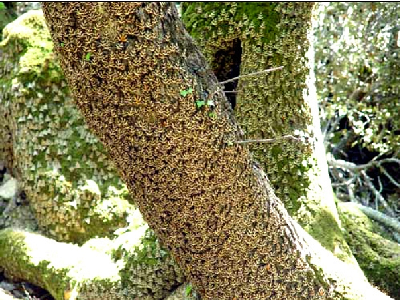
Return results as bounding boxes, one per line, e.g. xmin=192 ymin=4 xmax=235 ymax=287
xmin=60 ymin=42 xmax=65 ymax=47
xmin=208 ymin=111 xmax=216 ymax=119
xmin=195 ymin=100 xmax=205 ymax=108
xmin=0 ymin=2 xmax=5 ymax=10
xmin=180 ymin=88 xmax=193 ymax=97
xmin=85 ymin=52 xmax=91 ymax=61
xmin=185 ymin=284 xmax=192 ymax=296
xmin=206 ymin=100 xmax=214 ymax=106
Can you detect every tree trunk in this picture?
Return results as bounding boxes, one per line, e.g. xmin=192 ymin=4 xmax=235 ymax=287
xmin=41 ymin=3 xmax=391 ymax=299
xmin=181 ymin=2 xmax=359 ymax=268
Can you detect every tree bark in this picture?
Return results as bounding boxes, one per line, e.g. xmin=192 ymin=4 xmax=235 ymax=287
xmin=181 ymin=2 xmax=359 ymax=269
xmin=41 ymin=3 xmax=391 ymax=299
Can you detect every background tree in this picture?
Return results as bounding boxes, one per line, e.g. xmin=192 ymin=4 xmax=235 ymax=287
xmin=314 ymin=3 xmax=400 ymax=297
xmin=315 ymin=3 xmax=400 ymax=218
xmin=41 ymin=2 xmax=391 ymax=299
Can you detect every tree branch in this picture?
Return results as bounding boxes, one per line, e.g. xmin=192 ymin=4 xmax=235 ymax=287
xmin=223 ymin=91 xmax=238 ymax=94
xmin=354 ymin=203 xmax=400 ymax=233
xmin=208 ymin=66 xmax=284 ymax=101
xmin=328 ymin=156 xmax=400 ymax=175
xmin=328 ymin=155 xmax=398 ymax=217
xmin=353 ymin=203 xmax=400 ymax=243
xmin=360 ymin=170 xmax=396 ymax=217
xmin=218 ymin=66 xmax=284 ymax=86
xmin=235 ymin=134 xmax=301 ymax=145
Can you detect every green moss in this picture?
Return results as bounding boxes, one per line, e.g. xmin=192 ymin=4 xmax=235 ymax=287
xmin=338 ymin=202 xmax=400 ymax=298
xmin=307 ymin=208 xmax=353 ymax=263
xmin=0 ymin=228 xmax=85 ymax=300
xmin=182 ymin=2 xmax=280 ymax=44
xmin=0 ymin=2 xmax=17 ymax=41
xmin=0 ymin=10 xmax=136 ymax=244
xmin=1 ymin=220 xmax=185 ymax=300
xmin=110 ymin=226 xmax=183 ymax=299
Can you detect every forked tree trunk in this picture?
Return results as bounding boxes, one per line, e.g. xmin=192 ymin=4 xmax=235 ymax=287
xmin=41 ymin=3 xmax=390 ymax=300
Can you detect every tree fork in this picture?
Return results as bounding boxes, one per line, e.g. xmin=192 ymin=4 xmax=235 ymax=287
xmin=41 ymin=3 xmax=388 ymax=299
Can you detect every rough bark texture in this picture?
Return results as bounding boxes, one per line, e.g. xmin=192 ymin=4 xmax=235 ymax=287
xmin=41 ymin=3 xmax=331 ymax=299
xmin=41 ymin=3 xmax=390 ymax=300
xmin=0 ymin=10 xmax=135 ymax=243
xmin=0 ymin=10 xmax=188 ymax=299
xmin=181 ymin=2 xmax=358 ymax=269
xmin=182 ymin=3 xmax=315 ymax=211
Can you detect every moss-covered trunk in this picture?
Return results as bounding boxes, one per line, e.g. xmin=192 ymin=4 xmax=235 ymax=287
xmin=41 ymin=3 xmax=390 ymax=299
xmin=181 ymin=2 xmax=359 ymax=267
xmin=0 ymin=10 xmax=135 ymax=244
xmin=0 ymin=2 xmax=17 ymax=40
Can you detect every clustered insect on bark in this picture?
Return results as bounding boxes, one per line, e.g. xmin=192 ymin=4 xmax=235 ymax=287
xmin=43 ymin=2 xmax=332 ymax=299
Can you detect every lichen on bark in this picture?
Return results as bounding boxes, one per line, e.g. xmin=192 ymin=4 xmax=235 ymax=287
xmin=0 ymin=10 xmax=136 ymax=244
xmin=0 ymin=221 xmax=184 ymax=300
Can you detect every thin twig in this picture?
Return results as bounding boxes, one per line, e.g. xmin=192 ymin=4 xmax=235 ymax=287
xmin=348 ymin=183 xmax=356 ymax=203
xmin=331 ymin=176 xmax=356 ymax=187
xmin=323 ymin=114 xmax=344 ymax=145
xmin=207 ymin=66 xmax=284 ymax=102
xmin=381 ymin=167 xmax=400 ymax=188
xmin=328 ymin=156 xmax=399 ymax=217
xmin=235 ymin=134 xmax=301 ymax=145
xmin=360 ymin=170 xmax=396 ymax=217
xmin=329 ymin=156 xmax=400 ymax=188
xmin=223 ymin=91 xmax=238 ymax=94
xmin=328 ymin=157 xmax=400 ymax=172
xmin=219 ymin=66 xmax=284 ymax=86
